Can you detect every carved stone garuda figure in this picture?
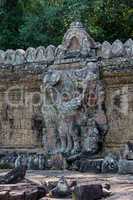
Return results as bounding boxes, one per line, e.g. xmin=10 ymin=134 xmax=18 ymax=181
xmin=41 ymin=22 xmax=108 ymax=158
xmin=42 ymin=63 xmax=108 ymax=156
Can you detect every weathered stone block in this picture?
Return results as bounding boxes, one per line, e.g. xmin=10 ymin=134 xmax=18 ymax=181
xmin=25 ymin=47 xmax=36 ymax=62
xmin=48 ymin=154 xmax=67 ymax=170
xmin=118 ymin=159 xmax=133 ymax=174
xmin=74 ymin=158 xmax=103 ymax=173
xmin=101 ymin=41 xmax=112 ymax=59
xmin=111 ymin=39 xmax=124 ymax=57
xmin=102 ymin=154 xmax=119 ymax=173
xmin=72 ymin=184 xmax=104 ymax=200
xmin=124 ymin=39 xmax=133 ymax=57
xmin=45 ymin=45 xmax=56 ymax=62
xmin=25 ymin=189 xmax=38 ymax=200
xmin=14 ymin=49 xmax=25 ymax=65
xmin=0 ymin=50 xmax=5 ymax=64
xmin=0 ymin=191 xmax=9 ymax=200
xmin=9 ymin=191 xmax=25 ymax=200
xmin=5 ymin=50 xmax=15 ymax=65
xmin=35 ymin=47 xmax=46 ymax=62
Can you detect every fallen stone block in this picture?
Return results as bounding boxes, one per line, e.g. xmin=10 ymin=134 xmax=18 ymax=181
xmin=25 ymin=189 xmax=38 ymax=200
xmin=0 ymin=191 xmax=9 ymax=200
xmin=0 ymin=166 xmax=27 ymax=184
xmin=37 ymin=186 xmax=47 ymax=199
xmin=72 ymin=184 xmax=110 ymax=200
xmin=9 ymin=190 xmax=25 ymax=200
xmin=47 ymin=181 xmax=58 ymax=191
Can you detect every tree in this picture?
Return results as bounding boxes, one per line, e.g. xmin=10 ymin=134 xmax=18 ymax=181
xmin=0 ymin=0 xmax=132 ymax=50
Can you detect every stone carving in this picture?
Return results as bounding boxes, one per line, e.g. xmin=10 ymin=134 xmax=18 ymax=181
xmin=111 ymin=39 xmax=124 ymax=57
xmin=48 ymin=177 xmax=71 ymax=198
xmin=5 ymin=49 xmax=15 ymax=65
xmin=31 ymin=113 xmax=43 ymax=137
xmin=55 ymin=21 xmax=97 ymax=59
xmin=14 ymin=49 xmax=25 ymax=65
xmin=35 ymin=46 xmax=46 ymax=62
xmin=0 ymin=152 xmax=46 ymax=170
xmin=45 ymin=45 xmax=56 ymax=62
xmin=73 ymin=158 xmax=103 ymax=173
xmin=42 ymin=69 xmax=81 ymax=155
xmin=0 ymin=50 xmax=5 ymax=64
xmin=63 ymin=21 xmax=96 ymax=51
xmin=124 ymin=39 xmax=133 ymax=57
xmin=102 ymin=153 xmax=119 ymax=173
xmin=83 ymin=119 xmax=100 ymax=154
xmin=55 ymin=45 xmax=66 ymax=59
xmin=101 ymin=41 xmax=112 ymax=59
xmin=96 ymin=42 xmax=102 ymax=57
xmin=47 ymin=154 xmax=67 ymax=170
xmin=42 ymin=59 xmax=107 ymax=157
xmin=58 ymin=97 xmax=81 ymax=155
xmin=0 ymin=22 xmax=132 ymax=70
xmin=0 ymin=21 xmax=133 ymax=174
xmin=25 ymin=47 xmax=36 ymax=62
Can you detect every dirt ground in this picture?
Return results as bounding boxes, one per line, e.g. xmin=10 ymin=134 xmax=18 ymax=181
xmin=1 ymin=170 xmax=133 ymax=200
xmin=27 ymin=170 xmax=133 ymax=200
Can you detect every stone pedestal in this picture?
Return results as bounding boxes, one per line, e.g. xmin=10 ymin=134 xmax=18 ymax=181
xmin=74 ymin=159 xmax=103 ymax=173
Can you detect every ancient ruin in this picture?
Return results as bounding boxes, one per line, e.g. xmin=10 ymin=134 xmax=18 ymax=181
xmin=0 ymin=21 xmax=133 ymax=173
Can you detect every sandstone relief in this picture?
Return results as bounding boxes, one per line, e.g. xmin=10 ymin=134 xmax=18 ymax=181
xmin=41 ymin=22 xmax=108 ymax=158
xmin=0 ymin=21 xmax=132 ymax=172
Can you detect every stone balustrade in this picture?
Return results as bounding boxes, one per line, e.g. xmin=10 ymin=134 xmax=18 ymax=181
xmin=100 ymin=39 xmax=133 ymax=59
xmin=0 ymin=38 xmax=132 ymax=68
xmin=0 ymin=45 xmax=56 ymax=66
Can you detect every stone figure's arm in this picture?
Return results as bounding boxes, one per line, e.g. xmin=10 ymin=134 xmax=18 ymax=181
xmin=59 ymin=97 xmax=82 ymax=114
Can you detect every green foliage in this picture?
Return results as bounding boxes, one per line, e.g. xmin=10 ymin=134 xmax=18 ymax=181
xmin=0 ymin=0 xmax=132 ymax=49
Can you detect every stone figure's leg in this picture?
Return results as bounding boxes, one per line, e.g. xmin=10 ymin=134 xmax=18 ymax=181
xmin=65 ymin=123 xmax=73 ymax=154
xmin=71 ymin=134 xmax=80 ymax=155
xmin=89 ymin=136 xmax=99 ymax=154
xmin=58 ymin=122 xmax=67 ymax=153
xmin=82 ymin=135 xmax=97 ymax=154
xmin=70 ymin=124 xmax=81 ymax=155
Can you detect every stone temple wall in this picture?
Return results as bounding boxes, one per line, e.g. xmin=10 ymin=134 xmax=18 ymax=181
xmin=0 ymin=71 xmax=42 ymax=149
xmin=103 ymin=58 xmax=133 ymax=152
xmin=0 ymin=21 xmax=132 ymax=156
